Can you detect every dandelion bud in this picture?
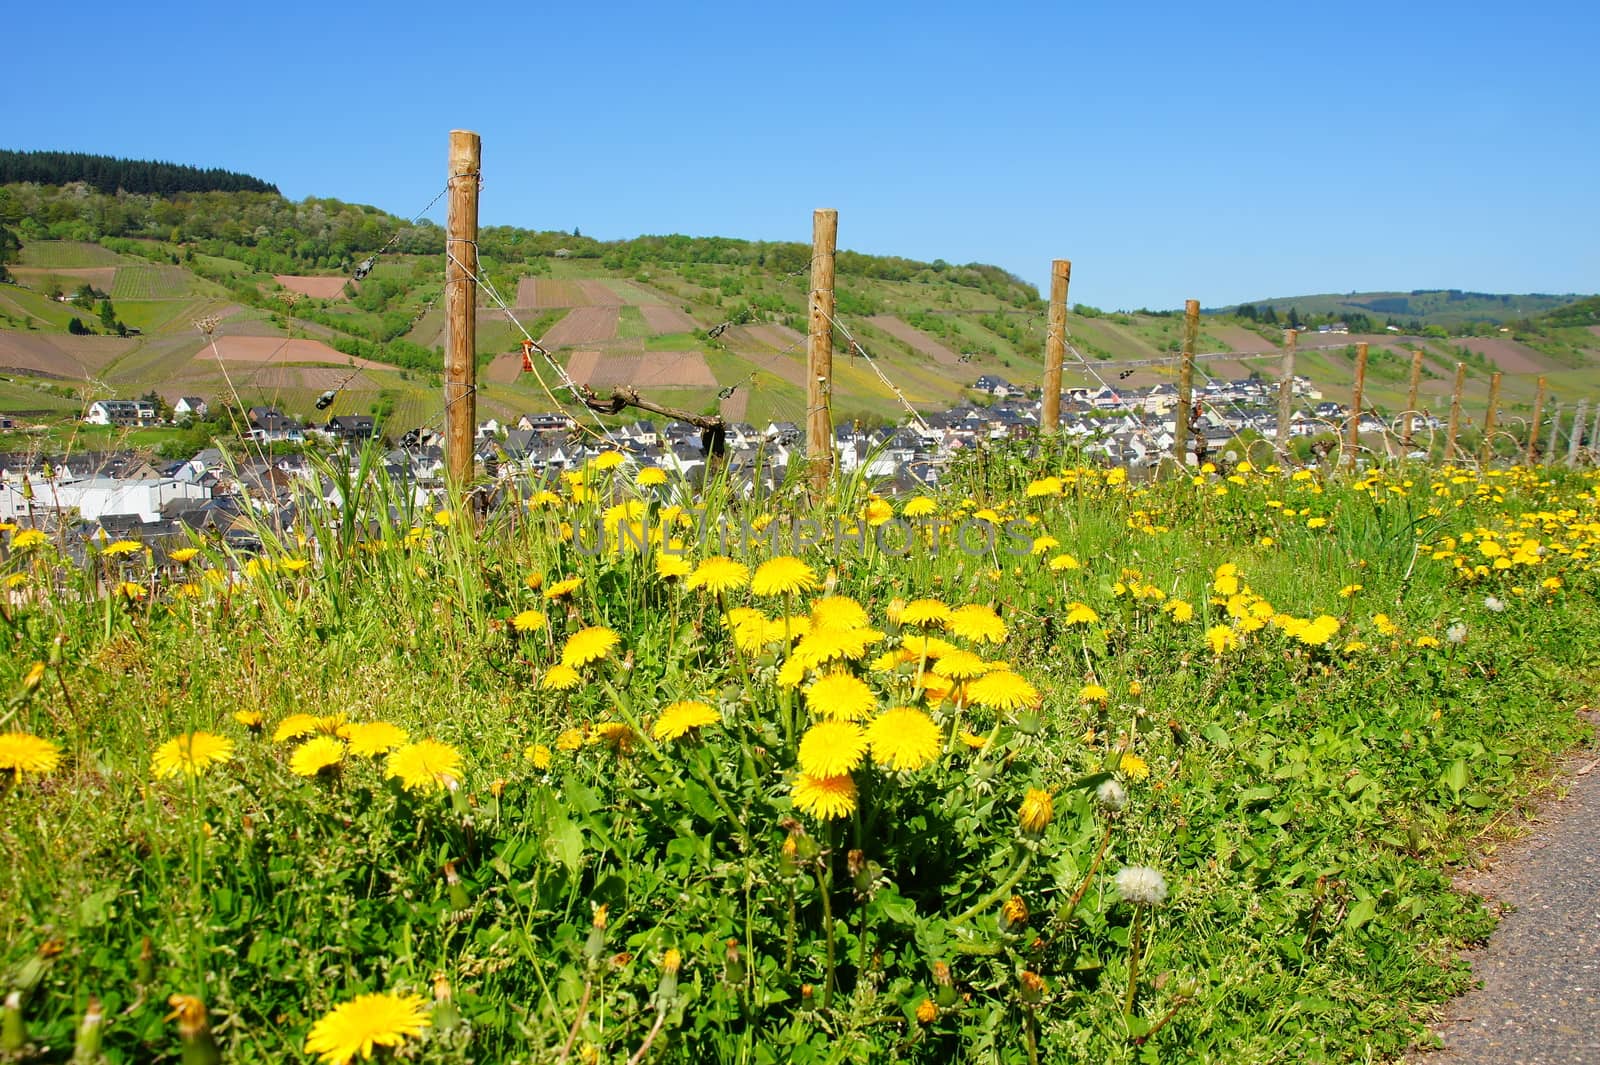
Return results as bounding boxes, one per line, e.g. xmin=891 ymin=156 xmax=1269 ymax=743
xmin=1016 ymin=709 xmax=1043 ymax=735
xmin=1174 ymin=975 xmax=1201 ymax=999
xmin=431 ymin=975 xmax=461 ymax=1033
xmin=915 ymin=998 xmax=938 ymax=1025
xmin=3 ymin=991 xmax=26 ymax=1053
xmin=1000 ymin=895 xmax=1029 ymax=933
xmin=1095 ymin=778 xmax=1128 ymax=813
xmin=932 ymin=961 xmax=958 ymax=1007
xmin=444 ymin=861 xmax=469 ymax=911
xmin=723 ymin=939 xmax=746 ymax=986
xmin=799 ymin=984 xmax=816 ymax=1011
xmin=1018 ymin=970 xmax=1047 ymax=1006
xmin=166 ymin=994 xmax=220 ymax=1065
xmin=21 ymin=662 xmax=45 ymax=694
xmin=778 ymin=834 xmax=799 ymax=878
xmin=1018 ymin=788 xmax=1054 ymax=836
xmin=656 ymin=950 xmax=681 ymax=1004
xmin=135 ymin=936 xmax=155 ymax=986
xmin=585 ymin=904 xmax=608 ymax=965
xmin=72 ymin=997 xmax=103 ymax=1064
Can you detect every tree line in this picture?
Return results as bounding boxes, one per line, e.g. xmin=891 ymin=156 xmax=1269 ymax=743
xmin=0 ymin=150 xmax=277 ymax=195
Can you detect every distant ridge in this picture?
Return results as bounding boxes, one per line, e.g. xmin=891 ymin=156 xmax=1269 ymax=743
xmin=1211 ymin=289 xmax=1586 ymax=329
xmin=0 ymin=149 xmax=276 ymax=196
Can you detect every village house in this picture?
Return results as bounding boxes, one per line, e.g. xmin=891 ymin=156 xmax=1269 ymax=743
xmin=85 ymin=399 xmax=159 ymax=427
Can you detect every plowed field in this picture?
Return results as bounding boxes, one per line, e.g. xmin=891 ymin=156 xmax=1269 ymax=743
xmin=866 ymin=316 xmax=960 ymax=366
xmin=565 ymin=350 xmax=717 ymax=389
xmin=640 ymin=306 xmax=699 ymax=334
xmin=200 ymin=336 xmax=386 ymax=368
xmin=542 ymin=307 xmax=619 ymax=347
xmin=274 ymin=276 xmax=352 ymax=300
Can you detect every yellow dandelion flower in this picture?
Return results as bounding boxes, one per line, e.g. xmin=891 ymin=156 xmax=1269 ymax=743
xmin=590 ymin=450 xmax=626 ymax=471
xmin=862 ymin=498 xmax=895 ymax=527
xmin=934 ymin=647 xmax=992 ymax=678
xmin=653 ymin=700 xmax=721 ymax=741
xmin=1063 ymin=602 xmax=1099 ymax=626
xmin=512 ymin=609 xmax=547 ymax=634
xmin=751 ymin=556 xmax=819 ymax=597
xmin=804 ymin=670 xmax=878 ymax=722
xmin=304 ymin=991 xmax=431 ymax=1065
xmin=170 ymin=547 xmax=200 ymax=564
xmin=898 ymin=598 xmax=951 ymax=627
xmin=916 ymin=998 xmax=939 ymax=1024
xmin=791 ymin=626 xmax=880 ymax=670
xmin=865 ymin=707 xmax=941 ymax=771
xmin=1338 ymin=583 xmax=1363 ymax=598
xmin=791 ymin=773 xmax=858 ymax=820
xmin=543 ymin=576 xmax=583 ymax=600
xmin=1019 ymin=788 xmax=1054 ymax=834
xmin=1296 ymin=615 xmax=1340 ymax=647
xmin=525 ymin=743 xmax=553 ymax=769
xmin=655 ymin=552 xmax=692 ymax=580
xmin=686 ymin=556 xmax=750 ymax=594
xmin=152 ymin=732 xmax=234 ymax=779
xmin=1205 ymin=625 xmax=1240 ymax=654
xmin=339 ymin=722 xmax=410 ymax=757
xmin=555 ymin=728 xmax=584 ymax=751
xmin=1372 ymin=613 xmax=1399 ymax=636
xmin=636 ymin=466 xmax=668 ymax=486
xmin=9 ymin=528 xmax=48 ymax=550
xmin=1048 ymin=553 xmax=1082 ymax=571
xmin=562 ymin=626 xmax=620 ymax=668
xmin=232 ymin=709 xmax=263 ymax=730
xmin=102 ymin=539 xmax=143 ymax=557
xmin=1030 ymin=535 xmax=1059 ymax=556
xmin=916 ymin=672 xmax=956 ymax=708
xmin=1118 ymin=752 xmax=1150 ymax=781
xmin=1415 ymin=635 xmax=1441 ymax=649
xmin=965 ymin=670 xmax=1041 ymax=712
xmin=799 ymin=720 xmax=869 ymax=777
xmin=947 ymin=604 xmax=1007 ymax=644
xmin=385 ymin=740 xmax=463 ymax=793
xmin=1078 ymin=683 xmax=1109 ymax=704
xmin=903 ymin=496 xmax=937 ymax=517
xmin=0 ymin=732 xmax=62 ymax=777
xmin=1164 ymin=599 xmax=1195 ymax=623
xmin=541 ymin=664 xmax=582 ymax=690
xmin=589 ymin=722 xmax=636 ymax=752
xmin=811 ymin=595 xmax=870 ymax=630
xmin=1307 ymin=516 xmax=1328 ymax=529
xmin=290 ymin=736 xmax=346 ymax=777
xmin=901 ymin=634 xmax=959 ymax=660
xmin=959 ymin=730 xmax=989 ymax=750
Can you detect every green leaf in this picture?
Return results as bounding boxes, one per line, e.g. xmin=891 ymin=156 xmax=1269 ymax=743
xmin=1345 ymin=898 xmax=1378 ymax=930
xmin=1442 ymin=758 xmax=1468 ymax=800
xmin=1201 ymin=724 xmax=1233 ymax=748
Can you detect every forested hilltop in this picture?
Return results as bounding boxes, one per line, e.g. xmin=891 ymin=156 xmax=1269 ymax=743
xmin=0 ymin=150 xmax=276 ymax=196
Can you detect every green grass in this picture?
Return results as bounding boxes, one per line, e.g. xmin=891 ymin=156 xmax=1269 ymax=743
xmin=616 ymin=306 xmax=650 ymax=338
xmin=16 ymin=241 xmax=126 ymax=268
xmin=3 ymin=459 xmax=1599 ymax=1065
xmin=111 ymin=265 xmax=199 ymax=300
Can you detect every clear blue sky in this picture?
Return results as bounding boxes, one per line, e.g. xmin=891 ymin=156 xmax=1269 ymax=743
xmin=3 ymin=0 xmax=1596 ymax=309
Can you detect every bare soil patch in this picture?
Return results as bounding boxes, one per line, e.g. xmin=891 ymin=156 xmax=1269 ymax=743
xmin=640 ymin=305 xmax=699 ymax=334
xmin=515 ymin=279 xmax=586 ymax=309
xmin=565 ymin=350 xmax=717 ymax=390
xmin=730 ymin=323 xmax=806 ymax=353
xmin=273 ymin=276 xmax=352 ymax=300
xmin=576 ymin=280 xmax=624 ymax=307
xmin=9 ymin=266 xmax=119 ymax=294
xmin=200 ymin=336 xmax=386 ymax=369
xmin=0 ymin=334 xmax=137 ymax=378
xmin=1206 ymin=324 xmax=1278 ymax=354
xmin=866 ymin=316 xmax=961 ymax=366
xmin=1452 ymin=337 xmax=1556 ymax=375
xmin=543 ymin=307 xmax=619 ymax=347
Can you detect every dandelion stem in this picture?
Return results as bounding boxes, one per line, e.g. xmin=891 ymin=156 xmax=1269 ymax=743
xmin=1131 ymin=992 xmax=1193 ymax=1046
xmin=1124 ymin=903 xmax=1145 ymax=1017
xmin=820 ymin=830 xmax=837 ymax=1010
xmin=1024 ymin=1008 xmax=1040 ymax=1065
xmin=554 ymin=978 xmax=593 ymax=1065
xmin=951 ymin=845 xmax=1032 ymax=927
xmin=1054 ymin=821 xmax=1115 ymax=931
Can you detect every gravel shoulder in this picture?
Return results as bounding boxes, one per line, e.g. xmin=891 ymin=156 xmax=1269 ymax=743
xmin=1413 ymin=711 xmax=1600 ymax=1064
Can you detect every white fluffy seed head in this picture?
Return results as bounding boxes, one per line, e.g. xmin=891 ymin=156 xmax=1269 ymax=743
xmin=1113 ymin=865 xmax=1168 ymax=906
xmin=1446 ymin=623 xmax=1468 ymax=645
xmin=1095 ymin=778 xmax=1128 ymax=812
xmin=1483 ymin=596 xmax=1505 ymax=613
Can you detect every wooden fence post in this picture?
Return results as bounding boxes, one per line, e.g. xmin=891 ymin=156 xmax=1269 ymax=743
xmin=1040 ymin=259 xmax=1071 ymax=434
xmin=1569 ymin=399 xmax=1589 ymax=467
xmin=806 ymin=209 xmax=838 ymax=494
xmin=1403 ymin=349 xmax=1424 ymax=449
xmin=1343 ymin=342 xmax=1368 ymax=468
xmin=1276 ymin=329 xmax=1296 ymax=455
xmin=1527 ymin=376 xmax=1547 ymax=465
xmin=1545 ymin=404 xmax=1562 ymax=465
xmin=1445 ymin=363 xmax=1466 ymax=462
xmin=444 ymin=129 xmax=481 ymax=488
xmin=1173 ymin=300 xmax=1198 ymax=470
xmin=1479 ymin=372 xmax=1502 ymax=465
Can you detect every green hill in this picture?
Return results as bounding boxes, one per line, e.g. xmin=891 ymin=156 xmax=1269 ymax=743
xmin=2 ymin=177 xmax=1598 ymax=445
xmin=1218 ymin=290 xmax=1586 ymax=330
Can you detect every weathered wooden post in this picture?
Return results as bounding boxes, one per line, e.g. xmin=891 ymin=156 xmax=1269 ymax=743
xmin=1568 ymin=399 xmax=1589 ymax=467
xmin=1040 ymin=259 xmax=1071 ymax=434
xmin=1546 ymin=404 xmax=1562 ymax=465
xmin=1276 ymin=328 xmax=1297 ymax=454
xmin=1403 ymin=349 xmax=1424 ymax=449
xmin=806 ymin=209 xmax=838 ymax=494
xmin=444 ymin=129 xmax=481 ymax=488
xmin=1527 ymin=376 xmax=1547 ymax=465
xmin=1173 ymin=300 xmax=1198 ymax=470
xmin=1446 ymin=363 xmax=1466 ymax=461
xmin=1343 ymin=342 xmax=1368 ymax=468
xmin=1479 ymin=372 xmax=1502 ymax=465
